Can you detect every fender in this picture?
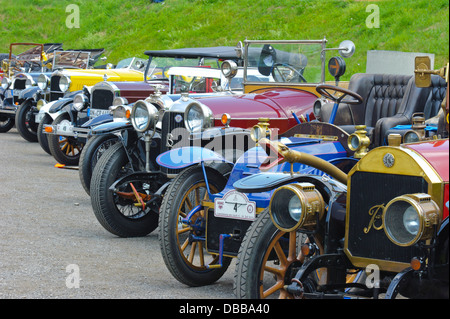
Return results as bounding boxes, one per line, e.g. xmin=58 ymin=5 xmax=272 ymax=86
xmin=156 ymin=146 xmax=232 ymax=170
xmin=81 ymin=113 xmax=113 ymax=128
xmin=18 ymin=86 xmax=40 ymax=101
xmin=90 ymin=120 xmax=133 ymax=135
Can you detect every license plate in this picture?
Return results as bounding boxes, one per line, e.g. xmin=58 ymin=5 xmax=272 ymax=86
xmin=89 ymin=109 xmax=110 ymax=118
xmin=56 ymin=120 xmax=74 ymax=134
xmin=13 ymin=89 xmax=21 ymax=96
xmin=214 ymin=190 xmax=256 ymax=221
xmin=35 ymin=112 xmax=44 ymax=123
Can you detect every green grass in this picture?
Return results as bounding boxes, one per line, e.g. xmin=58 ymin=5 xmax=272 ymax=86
xmin=0 ymin=0 xmax=448 ymax=80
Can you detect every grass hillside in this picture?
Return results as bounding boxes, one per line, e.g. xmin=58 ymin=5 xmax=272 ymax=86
xmin=0 ymin=0 xmax=448 ymax=80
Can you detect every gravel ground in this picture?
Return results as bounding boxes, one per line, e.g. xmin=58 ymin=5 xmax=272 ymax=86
xmin=0 ymin=128 xmax=236 ymax=299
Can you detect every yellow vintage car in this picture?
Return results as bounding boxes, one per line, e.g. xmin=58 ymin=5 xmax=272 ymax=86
xmin=48 ymin=57 xmax=146 ymax=100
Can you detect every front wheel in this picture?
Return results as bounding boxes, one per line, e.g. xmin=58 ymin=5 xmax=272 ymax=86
xmin=90 ymin=142 xmax=158 ymax=237
xmin=159 ymin=165 xmax=230 ymax=287
xmin=0 ymin=115 xmax=14 ymax=133
xmin=48 ymin=113 xmax=84 ymax=165
xmin=37 ymin=113 xmax=53 ymax=155
xmin=234 ymin=207 xmax=312 ymax=299
xmin=78 ymin=134 xmax=119 ymax=195
xmin=15 ymin=100 xmax=38 ymax=142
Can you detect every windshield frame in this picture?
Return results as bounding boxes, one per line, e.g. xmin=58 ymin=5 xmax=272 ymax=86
xmin=242 ymin=39 xmax=328 ymax=86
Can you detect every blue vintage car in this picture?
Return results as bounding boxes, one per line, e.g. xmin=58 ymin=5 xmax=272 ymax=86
xmin=155 ymin=117 xmax=362 ymax=287
xmin=154 ymin=66 xmax=448 ymax=288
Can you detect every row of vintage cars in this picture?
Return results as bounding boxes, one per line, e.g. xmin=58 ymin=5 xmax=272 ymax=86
xmin=1 ymin=39 xmax=448 ymax=299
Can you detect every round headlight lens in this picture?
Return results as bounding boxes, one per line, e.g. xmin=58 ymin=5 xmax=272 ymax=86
xmin=36 ymin=99 xmax=46 ymax=111
xmin=221 ymin=60 xmax=238 ymax=78
xmin=270 ymin=183 xmax=324 ymax=232
xmin=403 ymin=206 xmax=420 ymax=235
xmin=349 ymin=134 xmax=360 ymax=151
xmin=131 ymin=100 xmax=158 ymax=132
xmin=403 ymin=131 xmax=420 ymax=143
xmin=288 ymin=195 xmax=302 ymax=222
xmin=59 ymin=75 xmax=71 ymax=92
xmin=383 ymin=194 xmax=440 ymax=247
xmin=1 ymin=77 xmax=11 ymax=90
xmin=185 ymin=103 xmax=204 ymax=132
xmin=37 ymin=74 xmax=49 ymax=90
xmin=113 ymin=97 xmax=128 ymax=107
xmin=313 ymin=99 xmax=322 ymax=117
xmin=25 ymin=78 xmax=34 ymax=89
xmin=73 ymin=93 xmax=88 ymax=111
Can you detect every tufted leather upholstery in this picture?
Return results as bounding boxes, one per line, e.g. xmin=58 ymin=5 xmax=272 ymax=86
xmin=383 ymin=74 xmax=447 ymax=141
xmin=322 ymin=73 xmax=447 ymax=147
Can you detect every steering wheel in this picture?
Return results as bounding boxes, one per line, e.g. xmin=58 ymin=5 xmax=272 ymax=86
xmin=272 ymin=63 xmax=307 ymax=83
xmin=316 ymin=84 xmax=363 ymax=124
xmin=316 ymin=84 xmax=363 ymax=105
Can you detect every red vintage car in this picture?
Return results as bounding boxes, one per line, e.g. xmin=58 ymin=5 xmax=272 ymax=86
xmin=89 ymin=38 xmax=357 ymax=238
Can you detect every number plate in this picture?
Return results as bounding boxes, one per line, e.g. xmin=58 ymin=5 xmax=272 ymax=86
xmin=56 ymin=120 xmax=74 ymax=134
xmin=89 ymin=109 xmax=110 ymax=118
xmin=13 ymin=89 xmax=21 ymax=96
xmin=214 ymin=190 xmax=256 ymax=221
xmin=35 ymin=112 xmax=44 ymax=123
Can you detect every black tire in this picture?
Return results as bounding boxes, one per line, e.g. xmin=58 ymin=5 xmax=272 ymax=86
xmin=15 ymin=100 xmax=38 ymax=142
xmin=159 ymin=165 xmax=230 ymax=287
xmin=0 ymin=115 xmax=14 ymax=133
xmin=79 ymin=134 xmax=119 ymax=195
xmin=48 ymin=113 xmax=83 ymax=166
xmin=90 ymin=142 xmax=158 ymax=237
xmin=37 ymin=113 xmax=53 ymax=155
xmin=234 ymin=207 xmax=311 ymax=299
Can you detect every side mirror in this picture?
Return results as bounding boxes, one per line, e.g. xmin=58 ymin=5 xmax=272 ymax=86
xmin=338 ymin=40 xmax=355 ymax=58
xmin=258 ymin=44 xmax=276 ymax=76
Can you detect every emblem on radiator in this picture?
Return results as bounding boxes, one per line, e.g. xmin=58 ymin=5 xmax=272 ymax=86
xmin=383 ymin=153 xmax=395 ymax=168
xmin=363 ymin=204 xmax=385 ymax=233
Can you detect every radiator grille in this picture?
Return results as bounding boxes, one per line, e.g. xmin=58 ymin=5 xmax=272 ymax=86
xmin=91 ymin=89 xmax=114 ymax=110
xmin=160 ymin=111 xmax=186 ymax=175
xmin=346 ymin=171 xmax=426 ymax=264
xmin=50 ymin=75 xmax=63 ymax=101
xmin=13 ymin=79 xmax=26 ymax=90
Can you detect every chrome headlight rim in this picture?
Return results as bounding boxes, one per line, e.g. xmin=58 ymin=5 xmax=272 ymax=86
xmin=59 ymin=75 xmax=71 ymax=92
xmin=131 ymin=100 xmax=159 ymax=132
xmin=221 ymin=60 xmax=238 ymax=79
xmin=1 ymin=77 xmax=11 ymax=90
xmin=37 ymin=74 xmax=50 ymax=90
xmin=112 ymin=105 xmax=132 ymax=120
xmin=269 ymin=183 xmax=324 ymax=232
xmin=383 ymin=194 xmax=441 ymax=247
xmin=112 ymin=96 xmax=129 ymax=107
xmin=184 ymin=101 xmax=213 ymax=133
xmin=403 ymin=130 xmax=421 ymax=144
xmin=36 ymin=99 xmax=47 ymax=111
xmin=73 ymin=93 xmax=89 ymax=112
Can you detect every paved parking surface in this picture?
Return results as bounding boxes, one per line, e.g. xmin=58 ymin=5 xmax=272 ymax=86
xmin=0 ymin=128 xmax=236 ymax=299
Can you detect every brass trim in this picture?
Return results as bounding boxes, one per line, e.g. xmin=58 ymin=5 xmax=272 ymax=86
xmin=344 ymin=143 xmax=446 ymax=272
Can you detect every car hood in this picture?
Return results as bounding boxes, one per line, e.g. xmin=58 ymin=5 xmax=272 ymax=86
xmin=404 ymin=139 xmax=449 ymax=182
xmin=107 ymin=80 xmax=169 ymax=102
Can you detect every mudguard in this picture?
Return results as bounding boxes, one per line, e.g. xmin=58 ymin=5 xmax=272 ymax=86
xmin=81 ymin=113 xmax=113 ymax=128
xmin=156 ymin=146 xmax=232 ymax=170
xmin=18 ymin=86 xmax=40 ymax=101
xmin=90 ymin=120 xmax=133 ymax=135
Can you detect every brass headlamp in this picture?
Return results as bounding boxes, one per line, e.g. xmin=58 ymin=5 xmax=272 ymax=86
xmin=269 ymin=182 xmax=325 ymax=232
xmin=383 ymin=193 xmax=441 ymax=247
xmin=250 ymin=118 xmax=271 ymax=143
xmin=348 ymin=125 xmax=370 ymax=158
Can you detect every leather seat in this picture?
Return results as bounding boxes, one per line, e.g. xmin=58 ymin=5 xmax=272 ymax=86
xmin=384 ymin=74 xmax=447 ymax=141
xmin=321 ymin=73 xmax=441 ymax=147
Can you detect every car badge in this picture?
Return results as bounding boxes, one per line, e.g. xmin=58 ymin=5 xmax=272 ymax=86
xmin=383 ymin=153 xmax=395 ymax=168
xmin=174 ymin=114 xmax=183 ymax=123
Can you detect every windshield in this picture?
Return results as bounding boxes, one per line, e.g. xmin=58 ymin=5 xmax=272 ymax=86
xmin=116 ymin=57 xmax=148 ymax=71
xmin=145 ymin=57 xmax=222 ymax=81
xmin=244 ymin=41 xmax=325 ymax=84
xmin=52 ymin=51 xmax=91 ymax=69
xmin=7 ymin=44 xmax=44 ymax=74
